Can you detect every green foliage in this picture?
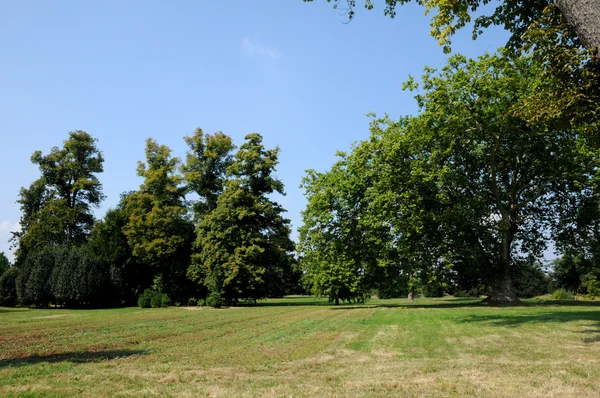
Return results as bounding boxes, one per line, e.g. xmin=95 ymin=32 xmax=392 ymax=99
xmin=137 ymin=290 xmax=152 ymax=308
xmin=419 ymin=281 xmax=446 ymax=298
xmin=50 ymin=246 xmax=112 ymax=307
xmin=12 ymin=131 xmax=104 ymax=265
xmin=182 ymin=128 xmax=235 ymax=221
xmin=0 ymin=267 xmax=19 ymax=306
xmin=299 ymin=147 xmax=381 ymax=304
xmin=190 ymin=133 xmax=296 ymax=305
xmin=550 ymin=255 xmax=595 ymax=293
xmin=16 ymin=248 xmax=56 ymax=307
xmin=552 ymin=288 xmax=574 ymax=300
xmin=206 ymin=291 xmax=225 ymax=308
xmin=123 ymin=138 xmax=195 ymax=303
xmin=581 ymin=274 xmax=600 ymax=299
xmin=299 ymin=51 xmax=599 ymax=304
xmin=137 ymin=289 xmax=170 ymax=308
xmin=0 ymin=252 xmax=10 ymax=275
xmin=16 ymin=245 xmax=114 ymax=308
xmin=303 ymin=0 xmax=551 ymax=53
xmin=513 ymin=260 xmax=549 ymax=298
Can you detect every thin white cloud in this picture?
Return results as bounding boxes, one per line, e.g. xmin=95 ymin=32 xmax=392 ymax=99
xmin=0 ymin=221 xmax=20 ymax=233
xmin=241 ymin=37 xmax=286 ymax=60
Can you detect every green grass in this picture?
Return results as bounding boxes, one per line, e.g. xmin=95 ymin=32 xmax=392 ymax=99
xmin=1 ymin=296 xmax=600 ymax=397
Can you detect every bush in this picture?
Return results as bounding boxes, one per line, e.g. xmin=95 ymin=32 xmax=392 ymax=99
xmin=150 ymin=291 xmax=163 ymax=308
xmin=0 ymin=268 xmax=19 ymax=306
xmin=553 ymin=288 xmax=574 ymax=300
xmin=137 ymin=289 xmax=153 ymax=308
xmin=206 ymin=291 xmax=225 ymax=308
xmin=137 ymin=289 xmax=170 ymax=308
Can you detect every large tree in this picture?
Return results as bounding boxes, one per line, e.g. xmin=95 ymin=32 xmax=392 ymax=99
xmin=298 ymin=153 xmax=374 ymax=304
xmin=189 ymin=133 xmax=296 ymax=305
xmin=377 ymin=52 xmax=598 ymax=302
xmin=123 ymin=139 xmax=194 ymax=302
xmin=11 ymin=131 xmax=104 ymax=264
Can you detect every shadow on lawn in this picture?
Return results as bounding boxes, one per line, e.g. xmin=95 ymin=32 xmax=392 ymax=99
xmin=0 ymin=349 xmax=149 ymax=368
xmin=459 ymin=310 xmax=600 ymax=343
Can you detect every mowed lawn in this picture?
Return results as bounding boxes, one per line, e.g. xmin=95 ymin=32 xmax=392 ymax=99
xmin=1 ymin=297 xmax=600 ymax=397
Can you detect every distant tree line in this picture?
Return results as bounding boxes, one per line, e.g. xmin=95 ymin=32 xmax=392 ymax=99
xmin=0 ymin=130 xmax=301 ymax=308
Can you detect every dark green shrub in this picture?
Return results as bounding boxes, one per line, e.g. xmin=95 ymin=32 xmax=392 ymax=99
xmin=150 ymin=291 xmax=162 ymax=308
xmin=138 ymin=289 xmax=170 ymax=308
xmin=161 ymin=294 xmax=172 ymax=307
xmin=0 ymin=268 xmax=19 ymax=306
xmin=206 ymin=291 xmax=225 ymax=308
xmin=137 ymin=289 xmax=153 ymax=308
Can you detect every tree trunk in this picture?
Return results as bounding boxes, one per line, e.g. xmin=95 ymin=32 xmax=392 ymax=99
xmin=335 ymin=297 xmax=339 ymax=305
xmin=487 ymin=226 xmax=519 ymax=304
xmin=408 ymin=287 xmax=415 ymax=302
xmin=556 ymin=0 xmax=600 ymax=56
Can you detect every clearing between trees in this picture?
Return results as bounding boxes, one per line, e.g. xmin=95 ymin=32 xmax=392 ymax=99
xmin=1 ymin=296 xmax=600 ymax=397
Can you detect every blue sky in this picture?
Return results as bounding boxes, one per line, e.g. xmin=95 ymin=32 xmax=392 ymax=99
xmin=0 ymin=0 xmax=511 ymax=261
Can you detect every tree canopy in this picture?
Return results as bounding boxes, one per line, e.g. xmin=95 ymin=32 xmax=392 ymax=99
xmin=11 ymin=131 xmax=104 ymax=265
xmin=299 ymin=51 xmax=600 ymax=303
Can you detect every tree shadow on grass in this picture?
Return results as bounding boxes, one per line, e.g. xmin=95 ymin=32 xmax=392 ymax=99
xmin=458 ymin=310 xmax=600 ymax=343
xmin=0 ymin=349 xmax=149 ymax=368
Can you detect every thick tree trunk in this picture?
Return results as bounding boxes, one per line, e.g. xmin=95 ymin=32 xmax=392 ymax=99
xmin=487 ymin=225 xmax=520 ymax=304
xmin=556 ymin=0 xmax=600 ymax=56
xmin=408 ymin=287 xmax=415 ymax=302
xmin=488 ymin=276 xmax=519 ymax=304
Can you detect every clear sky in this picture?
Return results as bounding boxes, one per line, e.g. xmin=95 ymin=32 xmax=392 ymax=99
xmin=0 ymin=0 xmax=511 ymax=261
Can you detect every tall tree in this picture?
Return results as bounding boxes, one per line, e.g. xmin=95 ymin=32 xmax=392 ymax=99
xmin=181 ymin=128 xmax=235 ymax=222
xmin=123 ymin=139 xmax=194 ymax=302
xmin=298 ymin=148 xmax=381 ymax=304
xmin=382 ymin=52 xmax=597 ymax=302
xmin=11 ymin=131 xmax=104 ymax=264
xmin=189 ymin=133 xmax=295 ymax=305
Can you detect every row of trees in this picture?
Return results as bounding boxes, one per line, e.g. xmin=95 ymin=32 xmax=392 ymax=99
xmin=299 ymin=50 xmax=600 ymax=304
xmin=1 ymin=130 xmax=300 ymax=307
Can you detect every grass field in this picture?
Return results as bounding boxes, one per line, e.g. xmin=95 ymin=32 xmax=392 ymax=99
xmin=1 ymin=297 xmax=600 ymax=397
